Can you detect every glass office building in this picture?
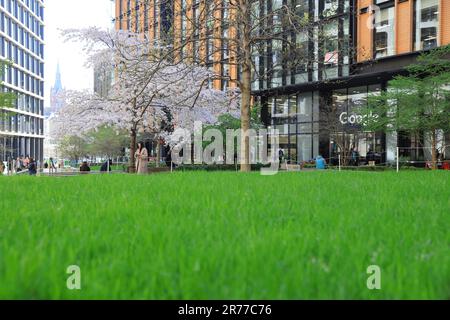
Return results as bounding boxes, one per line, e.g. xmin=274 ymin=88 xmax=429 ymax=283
xmin=0 ymin=0 xmax=45 ymax=163
xmin=254 ymin=0 xmax=450 ymax=165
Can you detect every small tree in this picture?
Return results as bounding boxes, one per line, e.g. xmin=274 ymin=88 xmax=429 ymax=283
xmin=201 ymin=103 xmax=264 ymax=163
xmin=57 ymin=135 xmax=89 ymax=164
xmin=362 ymin=45 xmax=450 ymax=169
xmin=86 ymin=126 xmax=129 ymax=160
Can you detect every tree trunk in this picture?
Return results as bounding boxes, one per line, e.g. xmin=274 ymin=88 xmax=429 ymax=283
xmin=129 ymin=129 xmax=137 ymax=173
xmin=239 ymin=0 xmax=252 ymax=172
xmin=431 ymin=130 xmax=437 ymax=170
xmin=156 ymin=139 xmax=161 ymax=168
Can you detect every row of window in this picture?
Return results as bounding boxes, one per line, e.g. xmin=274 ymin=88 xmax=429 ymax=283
xmin=0 ymin=0 xmax=44 ymax=41
xmin=1 ymin=64 xmax=44 ymax=97
xmin=0 ymin=136 xmax=44 ymax=162
xmin=0 ymin=11 xmax=44 ymax=58
xmin=1 ymin=87 xmax=44 ymax=115
xmin=114 ymin=0 xmax=444 ymax=93
xmin=374 ymin=0 xmax=440 ymax=58
xmin=1 ymin=37 xmax=44 ymax=77
xmin=0 ymin=0 xmax=44 ymax=20
xmin=0 ymin=110 xmax=44 ymax=135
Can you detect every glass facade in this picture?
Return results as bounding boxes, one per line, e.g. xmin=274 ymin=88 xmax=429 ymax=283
xmin=328 ymin=85 xmax=385 ymax=165
xmin=0 ymin=0 xmax=44 ymax=163
xmin=374 ymin=4 xmax=395 ymax=58
xmin=267 ymin=91 xmax=320 ymax=162
xmin=415 ymin=0 xmax=440 ymax=51
xmin=264 ymin=85 xmax=387 ymax=165
xmin=252 ymin=0 xmax=352 ymax=91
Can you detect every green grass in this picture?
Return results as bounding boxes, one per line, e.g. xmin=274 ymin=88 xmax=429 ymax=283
xmin=88 ymin=165 xmax=123 ymax=171
xmin=0 ymin=171 xmax=449 ymax=299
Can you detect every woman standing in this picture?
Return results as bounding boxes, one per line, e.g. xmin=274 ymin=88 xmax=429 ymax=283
xmin=135 ymin=142 xmax=149 ymax=174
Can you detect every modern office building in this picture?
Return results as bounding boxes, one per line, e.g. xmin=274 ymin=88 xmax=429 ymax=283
xmin=255 ymin=0 xmax=450 ymax=164
xmin=115 ymin=0 xmax=450 ymax=165
xmin=0 ymin=0 xmax=45 ymax=163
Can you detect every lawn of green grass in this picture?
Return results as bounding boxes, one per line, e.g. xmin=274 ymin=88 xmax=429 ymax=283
xmin=0 ymin=171 xmax=448 ymax=299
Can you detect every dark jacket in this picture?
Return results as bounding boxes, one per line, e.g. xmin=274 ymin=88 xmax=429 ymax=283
xmin=100 ymin=161 xmax=112 ymax=172
xmin=80 ymin=163 xmax=91 ymax=173
xmin=28 ymin=162 xmax=37 ymax=175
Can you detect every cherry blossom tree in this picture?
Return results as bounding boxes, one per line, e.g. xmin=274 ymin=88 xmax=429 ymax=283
xmin=53 ymin=28 xmax=238 ymax=171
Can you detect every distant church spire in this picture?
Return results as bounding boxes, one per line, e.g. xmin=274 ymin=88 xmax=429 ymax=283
xmin=53 ymin=62 xmax=63 ymax=93
xmin=47 ymin=62 xmax=66 ymax=116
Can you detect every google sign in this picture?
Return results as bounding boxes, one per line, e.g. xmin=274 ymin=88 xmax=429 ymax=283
xmin=339 ymin=112 xmax=379 ymax=125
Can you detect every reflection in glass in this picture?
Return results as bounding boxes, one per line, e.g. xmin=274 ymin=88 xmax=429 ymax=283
xmin=374 ymin=6 xmax=395 ymax=58
xmin=415 ymin=0 xmax=439 ymax=50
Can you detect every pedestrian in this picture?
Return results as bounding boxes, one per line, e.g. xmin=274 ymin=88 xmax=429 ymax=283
xmin=0 ymin=162 xmax=5 ymax=175
xmin=351 ymin=148 xmax=359 ymax=166
xmin=278 ymin=148 xmax=285 ymax=169
xmin=135 ymin=142 xmax=149 ymax=174
xmin=49 ymin=157 xmax=56 ymax=174
xmin=23 ymin=156 xmax=30 ymax=168
xmin=28 ymin=158 xmax=37 ymax=176
xmin=315 ymin=155 xmax=327 ymax=170
xmin=100 ymin=159 xmax=112 ymax=173
xmin=15 ymin=157 xmax=22 ymax=173
xmin=278 ymin=148 xmax=284 ymax=164
xmin=80 ymin=161 xmax=91 ymax=174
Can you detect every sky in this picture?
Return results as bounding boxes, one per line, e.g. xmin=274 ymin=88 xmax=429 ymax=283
xmin=44 ymin=0 xmax=114 ymax=107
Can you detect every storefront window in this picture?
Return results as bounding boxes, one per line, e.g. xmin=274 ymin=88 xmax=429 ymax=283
xmin=289 ymin=95 xmax=297 ymax=116
xmin=275 ymin=96 xmax=288 ymax=116
xmin=415 ymin=0 xmax=439 ymax=51
xmin=330 ymin=85 xmax=385 ymax=164
xmin=298 ymin=134 xmax=313 ymax=161
xmin=268 ymin=91 xmax=320 ymax=163
xmin=374 ymin=6 xmax=395 ymax=58
xmin=297 ymin=92 xmax=312 ymax=122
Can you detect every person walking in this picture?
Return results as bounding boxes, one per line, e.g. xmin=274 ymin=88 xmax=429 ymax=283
xmin=351 ymin=148 xmax=359 ymax=166
xmin=100 ymin=159 xmax=112 ymax=173
xmin=135 ymin=142 xmax=149 ymax=174
xmin=49 ymin=157 xmax=57 ymax=174
xmin=28 ymin=158 xmax=37 ymax=176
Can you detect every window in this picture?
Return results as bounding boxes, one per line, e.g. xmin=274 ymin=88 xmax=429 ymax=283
xmin=271 ymin=39 xmax=283 ymax=88
xmin=374 ymin=6 xmax=395 ymax=58
xmin=323 ymin=20 xmax=339 ymax=79
xmin=415 ymin=0 xmax=439 ymax=51
xmin=322 ymin=0 xmax=339 ymax=18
